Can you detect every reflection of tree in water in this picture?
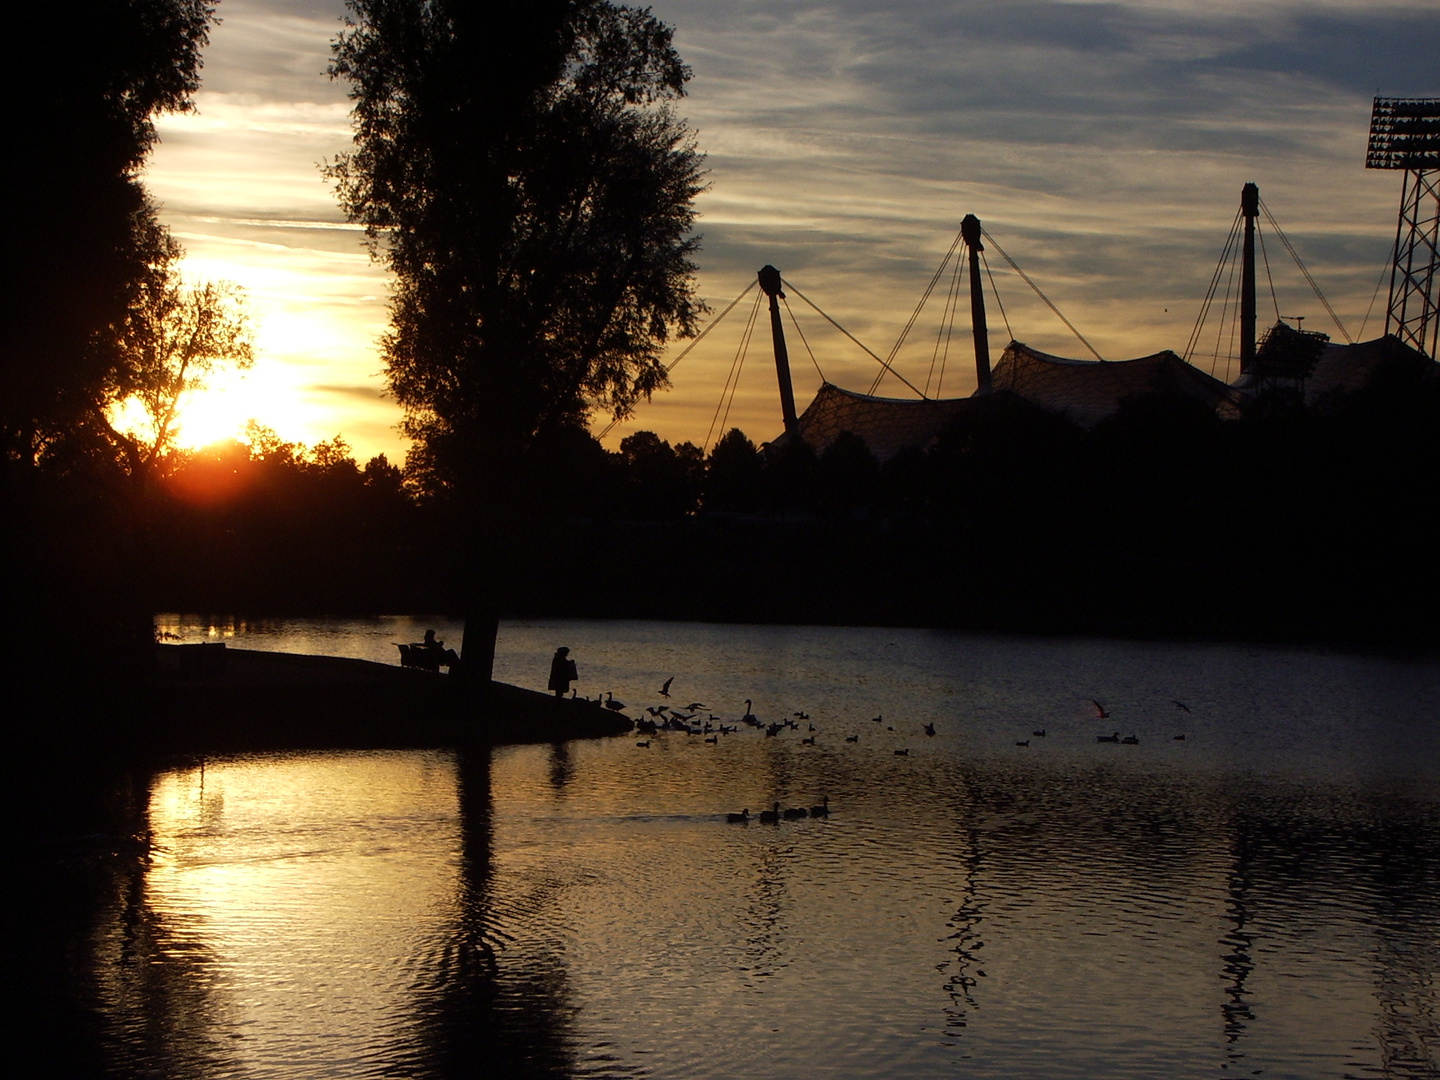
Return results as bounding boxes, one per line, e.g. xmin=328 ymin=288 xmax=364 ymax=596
xmin=939 ymin=780 xmax=984 ymax=1035
xmin=1218 ymin=819 xmax=1257 ymax=1059
xmin=1219 ymin=792 xmax=1440 ymax=1076
xmin=21 ymin=762 xmax=238 ymax=1079
xmin=1366 ymin=808 xmax=1440 ymax=1078
xmin=405 ymin=747 xmax=578 ymax=1079
xmin=739 ymin=840 xmax=793 ymax=985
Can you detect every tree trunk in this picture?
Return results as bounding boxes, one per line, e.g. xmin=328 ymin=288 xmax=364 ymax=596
xmin=459 ymin=607 xmax=500 ymax=699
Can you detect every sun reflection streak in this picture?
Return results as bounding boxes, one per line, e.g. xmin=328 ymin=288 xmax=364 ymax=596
xmin=141 ymin=751 xmax=463 ymax=1078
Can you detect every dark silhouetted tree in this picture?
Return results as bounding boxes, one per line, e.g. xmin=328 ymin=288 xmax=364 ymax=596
xmin=3 ymin=1 xmax=217 ymax=708
xmin=3 ymin=0 xmax=215 ymax=466
xmin=328 ymin=0 xmax=705 ymax=682
xmin=100 ymin=251 xmax=254 ymax=485
xmin=702 ymin=428 xmax=763 ymax=513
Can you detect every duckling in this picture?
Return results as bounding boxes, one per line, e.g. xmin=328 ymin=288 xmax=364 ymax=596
xmin=759 ymin=802 xmax=781 ymax=824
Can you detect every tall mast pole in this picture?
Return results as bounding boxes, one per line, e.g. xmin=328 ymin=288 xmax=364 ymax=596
xmin=758 ymin=264 xmax=799 ymax=436
xmin=1240 ymin=182 xmax=1259 ymax=374
xmin=961 ymin=214 xmax=992 ymax=393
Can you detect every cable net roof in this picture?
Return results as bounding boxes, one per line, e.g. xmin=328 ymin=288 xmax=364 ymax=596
xmin=1304 ymin=335 xmax=1436 ymax=404
xmin=779 ymin=336 xmax=1433 ymax=460
xmin=790 ymin=384 xmax=990 ymax=461
xmin=989 ymin=341 xmax=1243 ymax=427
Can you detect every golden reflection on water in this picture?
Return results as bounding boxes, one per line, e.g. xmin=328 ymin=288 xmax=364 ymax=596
xmin=142 ymin=751 xmax=462 ymax=1078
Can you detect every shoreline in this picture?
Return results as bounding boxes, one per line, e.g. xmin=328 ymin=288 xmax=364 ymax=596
xmin=145 ymin=645 xmax=633 ymax=752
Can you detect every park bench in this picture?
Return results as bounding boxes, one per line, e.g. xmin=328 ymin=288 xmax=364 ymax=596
xmin=395 ymin=643 xmax=445 ymax=672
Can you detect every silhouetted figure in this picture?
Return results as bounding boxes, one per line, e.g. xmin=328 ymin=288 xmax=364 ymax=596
xmin=422 ymin=629 xmax=461 ymax=671
xmin=548 ymin=647 xmax=578 ymax=698
xmin=398 ymin=629 xmax=459 ymax=671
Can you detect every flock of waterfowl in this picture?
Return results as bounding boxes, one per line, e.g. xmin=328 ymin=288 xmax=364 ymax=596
xmin=589 ymin=679 xmax=1195 ymax=823
xmin=1014 ymin=699 xmax=1191 ymax=747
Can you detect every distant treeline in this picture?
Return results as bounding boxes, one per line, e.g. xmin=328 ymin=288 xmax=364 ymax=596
xmin=87 ymin=358 xmax=1436 ymax=646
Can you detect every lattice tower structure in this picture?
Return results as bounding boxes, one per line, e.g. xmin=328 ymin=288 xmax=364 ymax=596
xmin=1367 ymin=97 xmax=1440 ymax=360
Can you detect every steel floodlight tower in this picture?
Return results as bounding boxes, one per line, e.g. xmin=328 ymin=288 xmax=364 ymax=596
xmin=1366 ymin=97 xmax=1440 ymax=360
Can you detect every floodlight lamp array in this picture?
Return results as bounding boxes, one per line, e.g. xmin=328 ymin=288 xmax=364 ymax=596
xmin=1366 ymin=97 xmax=1440 ymax=171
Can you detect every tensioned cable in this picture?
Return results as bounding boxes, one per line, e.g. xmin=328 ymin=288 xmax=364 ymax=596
xmin=1259 ymin=199 xmax=1353 ymax=343
xmin=981 ymin=250 xmax=1013 ymax=342
xmin=782 ymin=279 xmax=927 ymax=399
xmin=1207 ymin=218 xmax=1244 ymax=380
xmin=596 ymin=280 xmax=758 ymax=442
xmin=782 ymin=296 xmax=828 ymax=383
xmin=1185 ymin=205 xmax=1243 ymax=365
xmin=868 ymin=227 xmax=968 ymax=396
xmin=704 ymin=289 xmax=764 ymax=452
xmin=925 ymin=246 xmax=965 ymax=398
xmin=1224 ymin=250 xmax=1241 ymax=383
xmin=980 ymin=228 xmax=1104 ymax=362
xmin=1356 ymin=254 xmax=1392 ymax=340
xmin=1258 ymin=226 xmax=1282 ymax=324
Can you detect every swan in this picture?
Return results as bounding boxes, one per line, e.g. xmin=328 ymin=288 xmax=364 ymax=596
xmin=783 ymin=806 xmax=808 ymax=820
xmin=605 ymin=692 xmax=626 ymax=712
xmin=1032 ymin=729 xmax=1046 ymax=737
xmin=924 ymin=723 xmax=936 ymax=736
xmin=894 ymin=748 xmax=910 ymax=756
xmin=726 ymin=809 xmax=749 ymax=823
xmin=1121 ymin=735 xmax=1140 ymax=745
xmin=845 ymin=735 xmax=859 ymax=743
xmin=809 ymin=796 xmax=830 ymax=817
xmin=1096 ymin=732 xmax=1120 ymax=743
xmin=759 ymin=802 xmax=781 ymax=824
xmin=1015 ymin=739 xmax=1030 ymax=747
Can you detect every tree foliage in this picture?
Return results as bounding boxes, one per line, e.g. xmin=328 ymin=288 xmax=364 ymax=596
xmin=3 ymin=1 xmax=216 ymax=464
xmin=327 ymin=0 xmax=706 ymax=504
xmin=101 ymin=247 xmax=255 ymax=480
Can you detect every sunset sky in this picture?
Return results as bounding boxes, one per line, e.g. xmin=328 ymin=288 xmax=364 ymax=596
xmin=143 ymin=0 xmax=1438 ymax=463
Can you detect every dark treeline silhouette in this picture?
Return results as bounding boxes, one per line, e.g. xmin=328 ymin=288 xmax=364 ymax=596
xmin=107 ymin=353 xmax=1437 ymax=647
xmin=3 ymin=1 xmax=218 ymax=727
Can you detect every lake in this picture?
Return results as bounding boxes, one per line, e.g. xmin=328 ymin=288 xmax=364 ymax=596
xmin=49 ymin=618 xmax=1440 ymax=1077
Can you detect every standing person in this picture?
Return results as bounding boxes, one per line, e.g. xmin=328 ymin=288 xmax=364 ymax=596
xmin=548 ymin=647 xmax=578 ymax=698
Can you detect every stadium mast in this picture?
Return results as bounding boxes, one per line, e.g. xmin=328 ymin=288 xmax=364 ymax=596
xmin=1366 ymin=97 xmax=1440 ymax=360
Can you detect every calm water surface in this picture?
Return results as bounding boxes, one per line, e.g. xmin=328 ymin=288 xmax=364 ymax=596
xmin=80 ymin=620 xmax=1440 ymax=1076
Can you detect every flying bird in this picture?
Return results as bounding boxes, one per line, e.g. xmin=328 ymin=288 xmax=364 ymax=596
xmin=1171 ymin=700 xmax=1191 ymax=713
xmin=659 ymin=676 xmax=673 ymax=697
xmin=1091 ymin=699 xmax=1110 ymax=719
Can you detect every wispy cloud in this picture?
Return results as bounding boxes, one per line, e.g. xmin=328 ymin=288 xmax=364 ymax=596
xmin=143 ymin=0 xmax=1435 ymax=458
